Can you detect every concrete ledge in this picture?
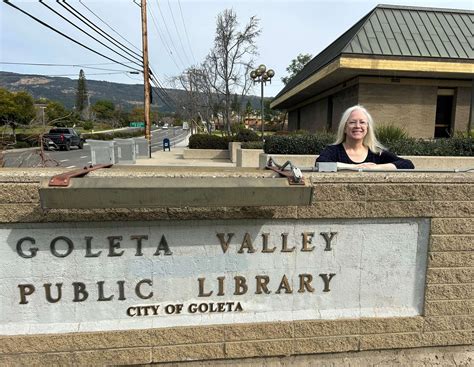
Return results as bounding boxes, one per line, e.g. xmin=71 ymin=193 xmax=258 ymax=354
xmin=183 ymin=148 xmax=229 ymax=160
xmin=229 ymin=142 xmax=242 ymax=163
xmin=237 ymin=149 xmax=263 ymax=167
xmin=39 ymin=177 xmax=313 ymax=209
xmin=257 ymin=153 xmax=474 ymax=170
xmin=259 ymin=153 xmax=315 ymax=169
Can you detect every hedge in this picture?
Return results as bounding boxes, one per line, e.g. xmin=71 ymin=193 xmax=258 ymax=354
xmin=82 ymin=129 xmax=144 ymax=140
xmin=263 ymin=134 xmax=473 ymax=157
xmin=188 ymin=134 xmax=230 ymax=149
xmin=264 ymin=133 xmax=335 ymax=155
xmin=241 ymin=141 xmax=264 ymax=149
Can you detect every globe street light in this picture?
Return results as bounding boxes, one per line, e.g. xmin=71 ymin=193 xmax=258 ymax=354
xmin=250 ymin=64 xmax=275 ymax=138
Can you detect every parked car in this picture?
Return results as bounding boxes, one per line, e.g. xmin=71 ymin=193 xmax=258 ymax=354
xmin=162 ymin=123 xmax=169 ymax=129
xmin=43 ymin=128 xmax=85 ymax=151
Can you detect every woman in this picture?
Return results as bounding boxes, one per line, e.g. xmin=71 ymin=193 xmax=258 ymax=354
xmin=316 ymin=105 xmax=414 ymax=169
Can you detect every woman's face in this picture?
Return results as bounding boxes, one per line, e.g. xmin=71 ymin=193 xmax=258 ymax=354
xmin=345 ymin=109 xmax=368 ymax=142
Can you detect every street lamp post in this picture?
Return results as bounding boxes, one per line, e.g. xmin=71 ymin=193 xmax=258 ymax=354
xmin=250 ymin=64 xmax=275 ymax=139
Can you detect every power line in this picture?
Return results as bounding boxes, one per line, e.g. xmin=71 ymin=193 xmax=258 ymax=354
xmin=149 ymin=72 xmax=175 ymax=109
xmin=147 ymin=5 xmax=182 ymax=71
xmin=154 ymin=0 xmax=187 ymax=69
xmin=60 ymin=0 xmax=143 ymax=63
xmin=45 ymin=71 xmax=130 ymax=77
xmin=3 ymin=1 xmax=141 ymax=72
xmin=0 ymin=61 xmax=134 ymax=72
xmin=177 ymin=0 xmax=197 ymax=65
xmin=167 ymin=0 xmax=192 ymax=65
xmin=39 ymin=1 xmax=142 ymax=68
xmin=78 ymin=0 xmax=142 ymax=54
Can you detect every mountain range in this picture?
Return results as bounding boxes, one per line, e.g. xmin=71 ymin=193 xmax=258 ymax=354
xmin=0 ymin=71 xmax=265 ymax=114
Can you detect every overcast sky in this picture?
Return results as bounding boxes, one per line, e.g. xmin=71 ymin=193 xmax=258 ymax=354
xmin=1 ymin=0 xmax=472 ymax=97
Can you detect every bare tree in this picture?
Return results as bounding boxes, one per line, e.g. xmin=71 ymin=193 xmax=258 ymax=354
xmin=207 ymin=9 xmax=261 ymax=134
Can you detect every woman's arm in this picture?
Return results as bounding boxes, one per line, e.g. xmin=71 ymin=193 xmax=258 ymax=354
xmin=379 ymin=151 xmax=415 ymax=169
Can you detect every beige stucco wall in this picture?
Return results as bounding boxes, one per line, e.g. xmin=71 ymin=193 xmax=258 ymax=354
xmin=359 ymin=83 xmax=437 ymax=138
xmin=453 ymin=87 xmax=471 ymax=133
xmin=0 ymin=167 xmax=472 ymax=365
xmin=286 ymin=78 xmax=472 ymax=138
xmin=331 ymin=85 xmax=359 ymax=131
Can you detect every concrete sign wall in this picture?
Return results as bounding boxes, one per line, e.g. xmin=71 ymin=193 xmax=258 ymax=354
xmin=0 ymin=219 xmax=429 ymax=335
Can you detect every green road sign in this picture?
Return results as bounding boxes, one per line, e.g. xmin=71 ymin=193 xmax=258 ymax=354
xmin=130 ymin=122 xmax=145 ymax=128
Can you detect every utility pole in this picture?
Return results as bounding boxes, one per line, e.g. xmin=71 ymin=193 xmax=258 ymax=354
xmin=141 ymin=0 xmax=152 ymax=157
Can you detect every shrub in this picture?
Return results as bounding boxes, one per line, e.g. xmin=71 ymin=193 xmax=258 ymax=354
xmin=14 ymin=141 xmax=31 ymax=149
xmin=82 ymin=129 xmax=144 ymax=140
xmin=234 ymin=129 xmax=260 ymax=142
xmin=264 ymin=134 xmax=472 ymax=157
xmin=376 ymin=124 xmax=408 ymax=144
xmin=264 ymin=132 xmax=335 ymax=154
xmin=82 ymin=121 xmax=94 ymax=131
xmin=231 ymin=123 xmax=246 ymax=134
xmin=386 ymin=137 xmax=473 ymax=157
xmin=16 ymin=133 xmax=40 ymax=147
xmin=241 ymin=141 xmax=264 ymax=149
xmin=189 ymin=134 xmax=230 ymax=149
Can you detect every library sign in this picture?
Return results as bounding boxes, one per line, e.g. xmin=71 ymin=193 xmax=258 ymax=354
xmin=0 ymin=219 xmax=429 ymax=335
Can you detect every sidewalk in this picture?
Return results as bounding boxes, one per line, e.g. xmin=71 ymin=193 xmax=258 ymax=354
xmin=135 ymin=133 xmax=236 ymax=167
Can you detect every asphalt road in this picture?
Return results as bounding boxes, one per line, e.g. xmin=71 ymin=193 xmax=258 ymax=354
xmin=2 ymin=127 xmax=188 ymax=168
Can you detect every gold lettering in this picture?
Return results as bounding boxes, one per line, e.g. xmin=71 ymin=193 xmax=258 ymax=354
xmin=16 ymin=237 xmax=38 ymax=259
xmin=234 ymin=276 xmax=248 ymax=295
xmin=130 ymin=235 xmax=148 ymax=256
xmin=319 ymin=273 xmax=336 ymax=292
xmin=298 ymin=274 xmax=315 ymax=293
xmin=217 ymin=276 xmax=225 ymax=296
xmin=85 ymin=236 xmax=101 ymax=257
xmin=255 ymin=275 xmax=271 ymax=294
xmin=320 ymin=232 xmax=337 ymax=251
xmin=216 ymin=233 xmax=234 ymax=253
xmin=154 ymin=235 xmax=172 ymax=255
xmin=198 ymin=277 xmax=213 ymax=297
xmin=281 ymin=233 xmax=295 ymax=252
xmin=238 ymin=233 xmax=256 ymax=253
xmin=136 ymin=279 xmax=153 ymax=299
xmin=261 ymin=233 xmax=276 ymax=253
xmin=301 ymin=232 xmax=315 ymax=252
xmin=107 ymin=236 xmax=124 ymax=257
xmin=276 ymin=275 xmax=293 ymax=294
xmin=18 ymin=284 xmax=35 ymax=304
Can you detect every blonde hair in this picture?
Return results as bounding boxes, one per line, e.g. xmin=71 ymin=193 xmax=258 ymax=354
xmin=334 ymin=105 xmax=385 ymax=154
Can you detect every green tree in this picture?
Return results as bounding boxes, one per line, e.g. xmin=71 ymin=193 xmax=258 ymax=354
xmin=0 ymin=88 xmax=35 ymax=135
xmin=92 ymin=100 xmax=115 ymax=120
xmin=76 ymin=69 xmax=88 ymax=117
xmin=46 ymin=101 xmax=68 ymax=123
xmin=245 ymin=100 xmax=253 ymax=116
xmin=281 ymin=53 xmax=312 ymax=85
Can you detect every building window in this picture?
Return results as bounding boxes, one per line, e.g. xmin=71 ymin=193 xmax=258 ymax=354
xmin=435 ymin=89 xmax=455 ymax=138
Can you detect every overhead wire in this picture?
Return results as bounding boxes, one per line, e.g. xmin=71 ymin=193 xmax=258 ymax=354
xmin=2 ymin=1 xmax=141 ymax=72
xmin=166 ymin=0 xmax=192 ymax=65
xmin=78 ymin=0 xmax=142 ymax=54
xmin=149 ymin=72 xmax=175 ymax=109
xmin=177 ymin=0 xmax=196 ymax=65
xmin=38 ymin=0 xmax=142 ymax=68
xmin=154 ymin=0 xmax=187 ymax=69
xmin=60 ymin=0 xmax=143 ymax=63
xmin=0 ymin=61 xmax=135 ymax=72
xmin=148 ymin=5 xmax=182 ymax=71
xmin=45 ymin=71 xmax=131 ymax=77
